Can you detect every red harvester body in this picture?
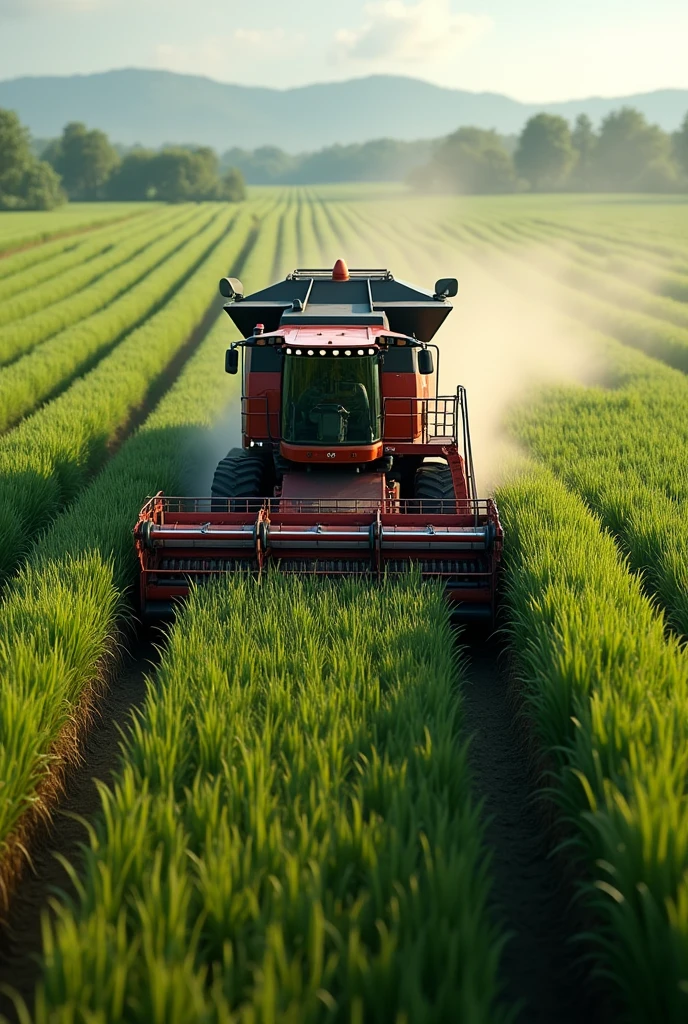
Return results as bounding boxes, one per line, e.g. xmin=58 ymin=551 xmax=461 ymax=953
xmin=135 ymin=263 xmax=503 ymax=620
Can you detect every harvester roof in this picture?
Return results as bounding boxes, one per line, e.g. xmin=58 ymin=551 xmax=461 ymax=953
xmin=223 ymin=267 xmax=456 ymax=343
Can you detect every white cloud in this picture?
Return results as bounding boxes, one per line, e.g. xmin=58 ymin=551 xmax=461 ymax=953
xmin=154 ymin=28 xmax=306 ymax=81
xmin=336 ymin=0 xmax=492 ymax=67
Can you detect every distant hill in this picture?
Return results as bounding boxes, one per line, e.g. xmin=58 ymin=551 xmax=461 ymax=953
xmin=1 ymin=69 xmax=686 ymax=152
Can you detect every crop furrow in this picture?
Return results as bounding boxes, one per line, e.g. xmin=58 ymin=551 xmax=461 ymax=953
xmin=443 ymin=221 xmax=688 ymax=374
xmin=0 ymin=207 xmax=230 ymax=431
xmin=476 ymin=220 xmax=688 ymax=331
xmin=0 ymin=210 xmax=282 ymax=914
xmin=0 ymin=206 xmax=187 ymax=323
xmin=0 ymin=207 xmax=166 ymax=303
xmin=0 ymin=205 xmax=267 ymax=583
xmin=497 ymin=462 xmax=688 ymax=1022
xmin=0 ymin=205 xmax=148 ymax=259
xmin=0 ymin=205 xmax=211 ymax=366
xmin=24 ymin=575 xmax=509 ymax=1024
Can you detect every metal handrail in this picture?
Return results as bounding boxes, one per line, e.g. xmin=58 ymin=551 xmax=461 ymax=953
xmin=382 ymin=395 xmax=458 ymax=444
xmin=457 ymin=386 xmax=477 ymax=501
xmin=139 ymin=494 xmax=499 ymax=518
xmin=241 ymin=395 xmax=280 ymax=441
xmin=288 ymin=267 xmax=393 ymax=280
xmin=241 ymin=393 xmax=460 ymax=447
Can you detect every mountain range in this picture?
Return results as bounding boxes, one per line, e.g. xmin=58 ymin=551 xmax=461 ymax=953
xmin=1 ymin=69 xmax=686 ymax=152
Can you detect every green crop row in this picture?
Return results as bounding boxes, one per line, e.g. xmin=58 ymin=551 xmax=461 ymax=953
xmin=0 ymin=202 xmax=263 ymax=582
xmin=304 ymin=189 xmax=329 ymax=264
xmin=23 ymin=575 xmax=507 ymax=1024
xmin=527 ymin=215 xmax=688 ymax=270
xmin=446 ymin=219 xmax=688 ymax=375
xmin=0 ymin=207 xmax=165 ymax=303
xmin=507 ymin=337 xmax=688 ymax=637
xmin=323 ymin=196 xmax=688 ymax=1018
xmin=0 ymin=203 xmax=148 ymax=256
xmin=480 ymin=219 xmax=688 ymax=332
xmin=0 ymin=205 xmax=185 ymax=322
xmin=499 ymin=218 xmax=688 ymax=305
xmin=275 ymin=194 xmax=301 ymax=277
xmin=0 ymin=207 xmax=284 ymax=909
xmin=497 ymin=462 xmax=688 ymax=1022
xmin=0 ymin=206 xmax=232 ymax=432
xmin=417 ymin=213 xmax=688 ymax=640
xmin=0 ymin=205 xmax=210 ymax=366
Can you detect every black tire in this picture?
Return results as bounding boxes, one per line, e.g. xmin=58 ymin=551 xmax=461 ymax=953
xmin=413 ymin=463 xmax=456 ymax=515
xmin=211 ymin=448 xmax=270 ymax=511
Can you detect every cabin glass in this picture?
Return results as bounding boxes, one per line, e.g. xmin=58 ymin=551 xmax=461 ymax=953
xmin=282 ymin=353 xmax=382 ymax=445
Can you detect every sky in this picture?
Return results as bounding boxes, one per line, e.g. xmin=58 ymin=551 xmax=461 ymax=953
xmin=0 ymin=0 xmax=686 ymax=101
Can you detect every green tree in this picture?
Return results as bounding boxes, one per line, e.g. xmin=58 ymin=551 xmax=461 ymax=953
xmin=106 ymin=149 xmax=157 ymax=200
xmin=219 ymin=166 xmax=246 ymax=201
xmin=571 ymin=114 xmax=597 ymax=189
xmin=49 ymin=122 xmax=120 ymax=200
xmin=222 ymin=145 xmax=298 ymax=185
xmin=150 ymin=147 xmax=220 ymax=202
xmin=106 ymin=146 xmax=245 ymax=202
xmin=0 ymin=108 xmax=32 ymax=186
xmin=673 ymin=112 xmax=688 ymax=179
xmin=409 ymin=127 xmax=514 ymax=194
xmin=515 ymin=114 xmax=574 ymax=191
xmin=0 ymin=108 xmax=65 ymax=210
xmin=592 ymin=107 xmax=673 ymax=190
xmin=17 ymin=160 xmax=64 ymax=210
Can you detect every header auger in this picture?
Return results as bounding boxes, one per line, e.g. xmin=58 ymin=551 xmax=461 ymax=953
xmin=134 ymin=260 xmax=503 ymax=621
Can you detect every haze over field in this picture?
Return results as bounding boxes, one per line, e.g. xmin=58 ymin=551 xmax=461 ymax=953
xmin=1 ymin=71 xmax=687 ymax=151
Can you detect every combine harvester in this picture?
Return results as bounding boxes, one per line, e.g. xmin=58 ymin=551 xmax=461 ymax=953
xmin=135 ymin=261 xmax=503 ymax=621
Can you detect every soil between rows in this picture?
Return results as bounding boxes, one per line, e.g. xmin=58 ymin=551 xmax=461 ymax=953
xmin=462 ymin=638 xmax=603 ymax=1024
xmin=0 ymin=640 xmax=156 ymax=1023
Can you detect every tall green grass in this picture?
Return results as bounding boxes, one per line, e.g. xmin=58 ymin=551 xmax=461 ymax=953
xmin=0 ymin=207 xmax=165 ymax=304
xmin=0 ymin=202 xmax=262 ymax=582
xmin=0 ymin=205 xmax=185 ymax=323
xmin=0 ymin=203 xmax=148 ymax=256
xmin=0 ymin=206 xmax=229 ymax=431
xmin=0 ymin=205 xmax=211 ymax=367
xmin=506 ymin=336 xmax=688 ymax=638
xmin=0 ymin=209 xmax=283 ymax=902
xmin=498 ymin=462 xmax=688 ymax=1022
xmin=27 ymin=576 xmax=507 ymax=1024
xmin=445 ymin=218 xmax=688 ymax=373
xmin=484 ymin=220 xmax=688 ymax=330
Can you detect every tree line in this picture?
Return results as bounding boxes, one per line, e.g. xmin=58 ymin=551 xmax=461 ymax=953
xmin=2 ymin=104 xmax=688 ymax=210
xmin=412 ymin=108 xmax=688 ymax=193
xmin=220 ymin=138 xmax=436 ymax=186
xmin=0 ymin=111 xmax=246 ymax=210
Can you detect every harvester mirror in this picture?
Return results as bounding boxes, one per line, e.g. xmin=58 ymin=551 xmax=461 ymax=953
xmin=219 ymin=277 xmax=244 ymax=300
xmin=434 ymin=277 xmax=458 ymax=299
xmin=225 ymin=347 xmax=239 ymax=374
xmin=418 ymin=348 xmax=434 ymax=375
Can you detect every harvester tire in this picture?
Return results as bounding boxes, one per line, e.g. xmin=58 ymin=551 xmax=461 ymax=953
xmin=413 ymin=463 xmax=456 ymax=515
xmin=211 ymin=448 xmax=270 ymax=511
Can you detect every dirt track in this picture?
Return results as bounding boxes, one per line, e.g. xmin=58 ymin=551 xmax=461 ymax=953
xmin=462 ymin=638 xmax=603 ymax=1024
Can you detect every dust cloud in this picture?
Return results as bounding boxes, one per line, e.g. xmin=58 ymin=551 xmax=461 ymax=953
xmin=330 ymin=196 xmax=606 ymax=494
xmin=435 ymin=252 xmax=603 ymax=492
xmin=185 ymin=395 xmax=242 ymax=495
